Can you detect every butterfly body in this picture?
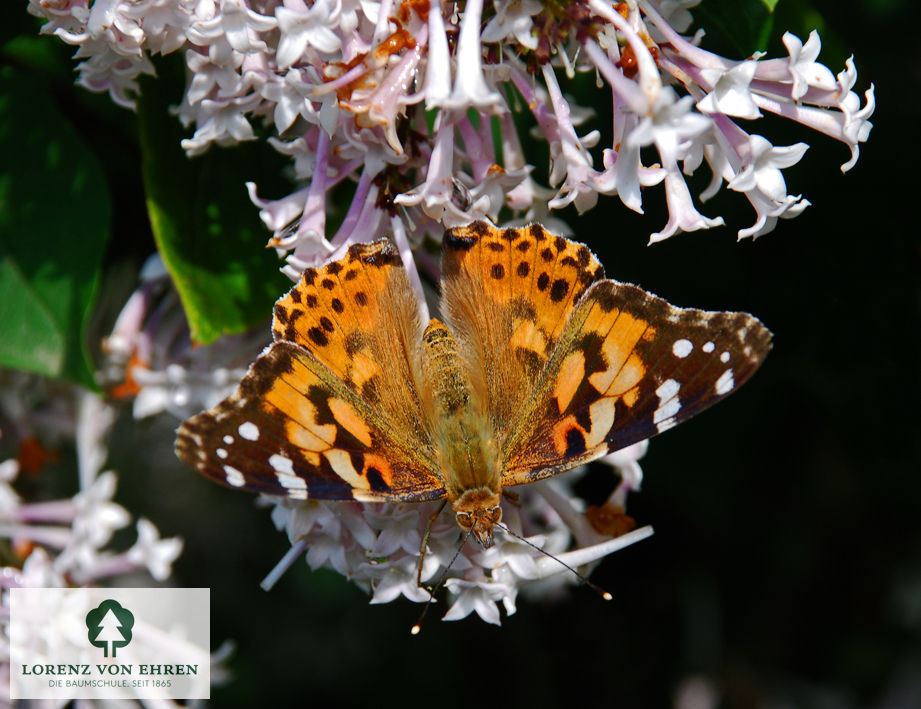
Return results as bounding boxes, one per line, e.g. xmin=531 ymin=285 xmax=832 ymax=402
xmin=176 ymin=222 xmax=772 ymax=548
xmin=421 ymin=318 xmax=503 ymax=545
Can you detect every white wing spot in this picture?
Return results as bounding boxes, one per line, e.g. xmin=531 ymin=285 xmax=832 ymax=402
xmin=720 ymin=351 xmax=731 ymax=363
xmin=238 ymin=421 xmax=260 ymax=441
xmin=216 ymin=448 xmax=228 ymax=459
xmin=223 ymin=465 xmax=245 ymax=487
xmin=703 ymin=341 xmax=715 ymax=353
xmin=656 ymin=418 xmax=677 ymax=433
xmin=672 ymin=339 xmax=693 ymax=358
xmin=715 ymin=369 xmax=734 ymax=395
xmin=654 ymin=379 xmax=681 ymax=425
xmin=223 ymin=435 xmax=234 ymax=445
xmin=269 ymin=453 xmax=294 ymax=475
xmin=267 ymin=455 xmax=306 ymax=498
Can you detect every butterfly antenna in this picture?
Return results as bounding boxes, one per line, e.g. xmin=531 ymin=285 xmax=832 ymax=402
xmin=411 ymin=527 xmax=473 ymax=635
xmin=496 ymin=523 xmax=613 ymax=601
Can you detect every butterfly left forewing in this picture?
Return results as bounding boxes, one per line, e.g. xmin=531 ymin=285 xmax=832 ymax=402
xmin=501 ymin=277 xmax=772 ymax=486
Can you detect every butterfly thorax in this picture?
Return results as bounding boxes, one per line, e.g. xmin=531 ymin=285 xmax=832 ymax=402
xmin=422 ymin=318 xmax=502 ymax=547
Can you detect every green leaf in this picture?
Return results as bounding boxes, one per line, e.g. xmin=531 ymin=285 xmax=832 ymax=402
xmin=137 ymin=59 xmax=290 ymax=345
xmin=693 ymin=0 xmax=780 ymax=55
xmin=0 ymin=68 xmax=110 ymax=389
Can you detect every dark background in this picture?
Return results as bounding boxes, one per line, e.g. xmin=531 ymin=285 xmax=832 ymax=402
xmin=4 ymin=0 xmax=920 ymax=706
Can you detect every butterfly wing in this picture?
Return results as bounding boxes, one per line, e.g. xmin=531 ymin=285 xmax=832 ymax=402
xmin=440 ymin=221 xmax=605 ymax=441
xmin=272 ymin=240 xmax=429 ymax=443
xmin=500 ymin=278 xmax=772 ymax=485
xmin=176 ymin=342 xmax=445 ymax=501
xmin=176 ymin=240 xmax=445 ymax=502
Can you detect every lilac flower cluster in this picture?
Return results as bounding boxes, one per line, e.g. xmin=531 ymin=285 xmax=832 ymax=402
xmin=0 ymin=375 xmax=190 ymax=701
xmin=30 ymin=0 xmax=873 ymax=256
xmin=262 ymin=442 xmax=652 ymax=626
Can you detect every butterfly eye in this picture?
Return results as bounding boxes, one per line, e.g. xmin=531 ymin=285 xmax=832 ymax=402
xmin=455 ymin=512 xmax=473 ymax=529
xmin=486 ymin=507 xmax=502 ymax=524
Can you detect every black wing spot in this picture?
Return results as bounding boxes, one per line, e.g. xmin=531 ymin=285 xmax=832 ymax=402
xmin=550 ymin=278 xmax=569 ymax=302
xmin=491 ymin=263 xmax=505 ymax=279
xmin=365 ymin=465 xmax=390 ymax=492
xmin=516 ymin=261 xmax=530 ymax=277
xmin=564 ymin=427 xmax=587 ymax=456
xmin=308 ymin=327 xmax=329 ymax=347
xmin=594 ymin=283 xmax=618 ymax=313
xmin=537 ymin=272 xmax=550 ymax=291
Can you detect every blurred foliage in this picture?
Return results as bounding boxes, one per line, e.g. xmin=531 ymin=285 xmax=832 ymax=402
xmin=138 ymin=58 xmax=292 ymax=346
xmin=3 ymin=0 xmax=919 ymax=707
xmin=0 ymin=69 xmax=109 ymax=389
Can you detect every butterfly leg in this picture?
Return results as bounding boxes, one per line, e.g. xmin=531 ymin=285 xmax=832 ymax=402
xmin=417 ymin=499 xmax=448 ymax=588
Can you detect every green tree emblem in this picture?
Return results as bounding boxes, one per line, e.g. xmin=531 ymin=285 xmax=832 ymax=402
xmin=86 ymin=599 xmax=134 ymax=657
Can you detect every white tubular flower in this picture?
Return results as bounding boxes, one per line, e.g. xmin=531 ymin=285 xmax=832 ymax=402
xmin=443 ymin=0 xmax=504 ymax=112
xmin=275 ymin=0 xmax=343 ymax=68
xmin=481 ymin=0 xmax=542 ymax=50
xmin=697 ymin=61 xmax=762 ymax=119
xmin=729 ymin=135 xmax=809 ymax=202
xmin=782 ymin=30 xmax=837 ymax=100
xmin=187 ymin=0 xmax=276 ymax=54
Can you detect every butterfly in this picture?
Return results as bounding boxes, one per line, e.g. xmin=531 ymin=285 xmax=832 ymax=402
xmin=175 ymin=222 xmax=771 ymax=547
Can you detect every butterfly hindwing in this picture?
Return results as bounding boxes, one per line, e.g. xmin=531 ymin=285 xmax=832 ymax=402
xmin=176 ymin=342 xmax=446 ymax=502
xmin=501 ymin=278 xmax=772 ymax=485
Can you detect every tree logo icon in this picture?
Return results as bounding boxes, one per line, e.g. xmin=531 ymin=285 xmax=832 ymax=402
xmin=85 ymin=599 xmax=135 ymax=657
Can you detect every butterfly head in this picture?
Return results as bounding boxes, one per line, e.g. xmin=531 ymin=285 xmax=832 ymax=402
xmin=452 ymin=488 xmax=502 ymax=548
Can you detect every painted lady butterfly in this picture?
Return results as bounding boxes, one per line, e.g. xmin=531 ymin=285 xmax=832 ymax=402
xmin=176 ymin=222 xmax=771 ymax=547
